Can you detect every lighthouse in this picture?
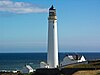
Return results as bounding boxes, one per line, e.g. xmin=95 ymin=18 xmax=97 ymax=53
xmin=47 ymin=5 xmax=58 ymax=68
xmin=40 ymin=5 xmax=58 ymax=68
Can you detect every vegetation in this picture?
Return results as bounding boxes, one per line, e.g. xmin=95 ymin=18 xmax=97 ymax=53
xmin=61 ymin=60 xmax=100 ymax=75
xmin=18 ymin=72 xmax=34 ymax=75
xmin=64 ymin=60 xmax=100 ymax=68
xmin=73 ymin=70 xmax=100 ymax=75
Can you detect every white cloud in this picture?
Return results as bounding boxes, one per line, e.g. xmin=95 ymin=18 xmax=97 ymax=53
xmin=0 ymin=0 xmax=48 ymax=14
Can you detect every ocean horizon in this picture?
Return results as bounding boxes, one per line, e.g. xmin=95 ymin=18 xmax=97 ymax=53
xmin=0 ymin=52 xmax=100 ymax=71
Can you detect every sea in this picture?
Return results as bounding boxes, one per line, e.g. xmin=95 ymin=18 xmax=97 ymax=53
xmin=0 ymin=52 xmax=100 ymax=71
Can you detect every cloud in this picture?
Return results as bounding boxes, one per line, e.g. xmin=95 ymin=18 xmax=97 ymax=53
xmin=0 ymin=0 xmax=48 ymax=14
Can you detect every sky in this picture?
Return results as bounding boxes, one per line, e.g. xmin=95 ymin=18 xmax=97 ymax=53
xmin=0 ymin=0 xmax=100 ymax=53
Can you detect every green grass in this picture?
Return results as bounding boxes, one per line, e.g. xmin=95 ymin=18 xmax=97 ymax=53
xmin=64 ymin=61 xmax=100 ymax=68
xmin=63 ymin=60 xmax=100 ymax=75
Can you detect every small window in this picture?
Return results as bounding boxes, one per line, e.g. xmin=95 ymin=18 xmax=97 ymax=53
xmin=53 ymin=21 xmax=54 ymax=23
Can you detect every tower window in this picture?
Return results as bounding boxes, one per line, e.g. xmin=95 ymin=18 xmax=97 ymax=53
xmin=53 ymin=25 xmax=54 ymax=29
xmin=53 ymin=21 xmax=54 ymax=23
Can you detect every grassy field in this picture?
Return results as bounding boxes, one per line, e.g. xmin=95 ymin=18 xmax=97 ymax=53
xmin=73 ymin=70 xmax=100 ymax=75
xmin=64 ymin=60 xmax=100 ymax=68
xmin=62 ymin=60 xmax=100 ymax=75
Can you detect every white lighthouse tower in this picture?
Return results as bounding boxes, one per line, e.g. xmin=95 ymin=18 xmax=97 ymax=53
xmin=47 ymin=5 xmax=58 ymax=68
xmin=40 ymin=5 xmax=58 ymax=68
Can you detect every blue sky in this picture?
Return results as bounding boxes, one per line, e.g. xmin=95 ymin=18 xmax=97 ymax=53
xmin=0 ymin=0 xmax=100 ymax=53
